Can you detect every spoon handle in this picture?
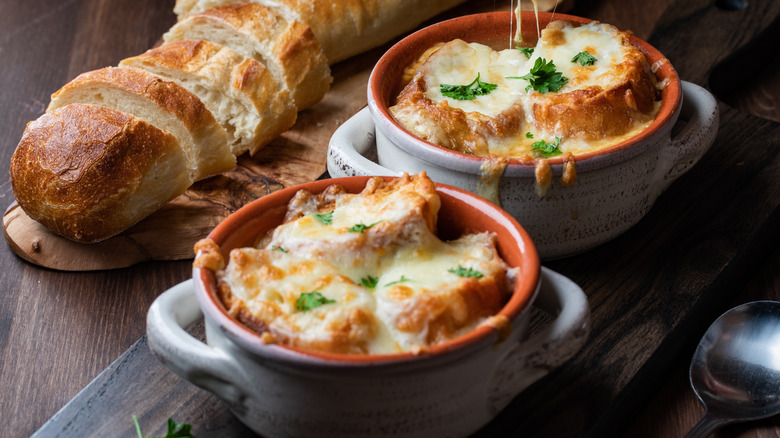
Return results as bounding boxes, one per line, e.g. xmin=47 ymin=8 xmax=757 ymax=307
xmin=685 ymin=414 xmax=731 ymax=438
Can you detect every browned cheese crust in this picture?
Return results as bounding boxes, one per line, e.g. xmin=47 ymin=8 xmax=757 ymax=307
xmin=392 ymin=42 xmax=525 ymax=156
xmin=531 ymin=21 xmax=659 ymax=139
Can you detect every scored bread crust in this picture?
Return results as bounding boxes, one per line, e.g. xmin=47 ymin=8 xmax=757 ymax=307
xmin=10 ymin=104 xmax=193 ymax=243
xmin=164 ymin=2 xmax=331 ymax=111
xmin=173 ymin=0 xmax=470 ymax=64
xmin=121 ymin=39 xmax=298 ymax=156
xmin=48 ymin=66 xmax=235 ymax=180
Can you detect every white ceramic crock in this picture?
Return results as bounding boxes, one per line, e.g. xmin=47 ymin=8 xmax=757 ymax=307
xmin=327 ymin=12 xmax=719 ymax=259
xmin=146 ymin=177 xmax=590 ymax=438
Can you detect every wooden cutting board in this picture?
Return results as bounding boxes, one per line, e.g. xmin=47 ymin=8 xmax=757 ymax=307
xmin=19 ymin=0 xmax=780 ymax=437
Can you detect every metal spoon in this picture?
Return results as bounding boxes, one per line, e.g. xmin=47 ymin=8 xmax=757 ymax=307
xmin=686 ymin=300 xmax=780 ymax=437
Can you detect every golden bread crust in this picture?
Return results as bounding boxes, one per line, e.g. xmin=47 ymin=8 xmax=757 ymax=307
xmin=10 ymin=104 xmax=192 ymax=243
xmin=48 ymin=66 xmax=235 ymax=180
xmin=169 ymin=2 xmax=331 ymax=110
xmin=173 ymin=0 xmax=469 ymax=64
xmin=122 ymin=40 xmax=297 ymax=155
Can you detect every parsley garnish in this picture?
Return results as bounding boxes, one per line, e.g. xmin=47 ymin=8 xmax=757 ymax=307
xmin=571 ymin=51 xmax=597 ymax=66
xmin=508 ymin=58 xmax=568 ymax=93
xmin=297 ymin=291 xmax=336 ymax=312
xmin=272 ymin=245 xmax=288 ymax=253
xmin=440 ymin=73 xmax=498 ymax=100
xmin=385 ymin=275 xmax=412 ymax=287
xmin=525 ymin=132 xmax=534 ymax=139
xmin=133 ymin=416 xmax=195 ymax=438
xmin=348 ymin=221 xmax=381 ymax=233
xmin=516 ymin=46 xmax=534 ymax=58
xmin=312 ymin=211 xmax=334 ymax=225
xmin=448 ymin=265 xmax=484 ymax=278
xmin=531 ymin=137 xmax=563 ymax=158
xmin=361 ymin=275 xmax=379 ymax=289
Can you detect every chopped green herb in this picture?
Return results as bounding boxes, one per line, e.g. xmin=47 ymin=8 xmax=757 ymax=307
xmin=508 ymin=58 xmax=568 ymax=93
xmin=531 ymin=137 xmax=563 ymax=158
xmin=272 ymin=245 xmax=288 ymax=253
xmin=312 ymin=211 xmax=334 ymax=225
xmin=297 ymin=291 xmax=336 ymax=312
xmin=385 ymin=275 xmax=412 ymax=287
xmin=133 ymin=416 xmax=195 ymax=438
xmin=348 ymin=221 xmax=381 ymax=233
xmin=440 ymin=73 xmax=498 ymax=100
xmin=515 ymin=46 xmax=534 ymax=58
xmin=571 ymin=51 xmax=597 ymax=66
xmin=525 ymin=132 xmax=534 ymax=139
xmin=361 ymin=275 xmax=379 ymax=289
xmin=448 ymin=265 xmax=484 ymax=278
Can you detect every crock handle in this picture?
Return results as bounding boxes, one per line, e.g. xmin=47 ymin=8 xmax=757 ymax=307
xmin=146 ymin=280 xmax=248 ymax=408
xmin=655 ymin=81 xmax=719 ymax=193
xmin=488 ymin=267 xmax=591 ymax=414
xmin=327 ymin=107 xmax=399 ymax=177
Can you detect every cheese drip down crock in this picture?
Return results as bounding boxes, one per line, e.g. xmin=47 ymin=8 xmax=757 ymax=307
xmin=195 ymin=173 xmax=517 ymax=355
xmin=390 ymin=20 xmax=661 ymax=161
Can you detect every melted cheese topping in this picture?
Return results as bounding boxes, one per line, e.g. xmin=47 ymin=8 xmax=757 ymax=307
xmin=422 ymin=40 xmax=529 ymax=117
xmin=217 ymin=174 xmax=515 ymax=355
xmin=391 ymin=20 xmax=660 ymax=161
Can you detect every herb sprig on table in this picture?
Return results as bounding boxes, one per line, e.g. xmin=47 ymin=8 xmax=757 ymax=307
xmin=133 ymin=416 xmax=195 ymax=438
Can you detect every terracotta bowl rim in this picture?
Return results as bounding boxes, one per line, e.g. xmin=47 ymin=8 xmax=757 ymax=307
xmin=367 ymin=11 xmax=683 ymax=173
xmin=193 ymin=175 xmax=541 ymax=366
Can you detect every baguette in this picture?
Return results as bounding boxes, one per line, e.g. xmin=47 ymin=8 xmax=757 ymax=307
xmin=173 ymin=0 xmax=470 ymax=64
xmin=10 ymin=0 xmax=469 ymax=245
xmin=10 ymin=104 xmax=193 ymax=243
xmin=121 ymin=39 xmax=297 ymax=156
xmin=164 ymin=3 xmax=331 ymax=110
xmin=47 ymin=66 xmax=236 ymax=180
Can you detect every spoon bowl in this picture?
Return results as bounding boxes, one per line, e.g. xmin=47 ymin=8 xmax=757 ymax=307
xmin=687 ymin=300 xmax=780 ymax=437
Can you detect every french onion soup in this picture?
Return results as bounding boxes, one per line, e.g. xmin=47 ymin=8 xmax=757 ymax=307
xmin=390 ymin=19 xmax=662 ymax=163
xmin=194 ymin=173 xmax=517 ymax=355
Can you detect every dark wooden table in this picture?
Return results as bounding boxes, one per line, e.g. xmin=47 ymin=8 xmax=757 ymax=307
xmin=1 ymin=0 xmax=778 ymax=437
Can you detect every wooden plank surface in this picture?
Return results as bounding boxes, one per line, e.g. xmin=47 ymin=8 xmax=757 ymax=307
xmin=1 ymin=0 xmax=779 ymax=437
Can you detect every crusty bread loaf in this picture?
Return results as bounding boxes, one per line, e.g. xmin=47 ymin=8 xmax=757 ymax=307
xmin=47 ymin=66 xmax=235 ymax=181
xmin=11 ymin=0 xmax=469 ymax=245
xmin=164 ymin=3 xmax=331 ymax=110
xmin=173 ymin=0 xmax=470 ymax=64
xmin=10 ymin=104 xmax=193 ymax=243
xmin=121 ymin=39 xmax=297 ymax=156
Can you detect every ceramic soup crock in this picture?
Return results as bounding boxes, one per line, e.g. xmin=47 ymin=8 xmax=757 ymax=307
xmin=147 ymin=176 xmax=590 ymax=438
xmin=327 ymin=11 xmax=719 ymax=259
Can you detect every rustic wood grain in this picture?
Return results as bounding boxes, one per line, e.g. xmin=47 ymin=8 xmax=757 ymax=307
xmin=1 ymin=0 xmax=779 ymax=437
